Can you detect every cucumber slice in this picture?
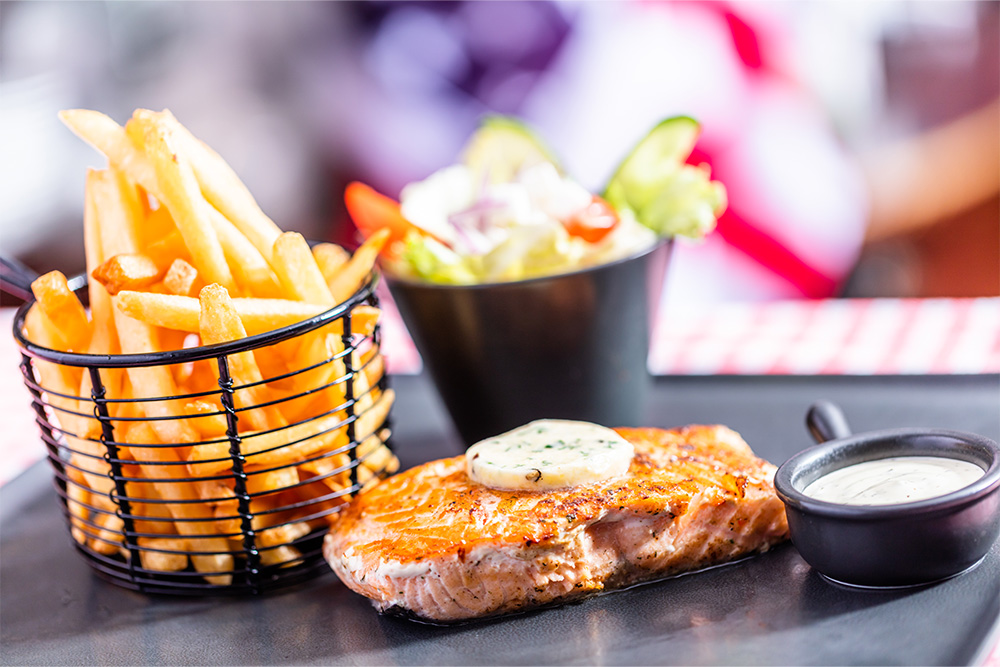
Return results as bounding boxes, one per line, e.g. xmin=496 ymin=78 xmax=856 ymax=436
xmin=460 ymin=115 xmax=560 ymax=185
xmin=604 ymin=116 xmax=723 ymax=239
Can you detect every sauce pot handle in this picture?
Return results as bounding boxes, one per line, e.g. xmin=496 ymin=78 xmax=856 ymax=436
xmin=806 ymin=400 xmax=853 ymax=444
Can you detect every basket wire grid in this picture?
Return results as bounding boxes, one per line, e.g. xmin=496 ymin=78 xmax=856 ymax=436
xmin=12 ymin=272 xmax=392 ymax=595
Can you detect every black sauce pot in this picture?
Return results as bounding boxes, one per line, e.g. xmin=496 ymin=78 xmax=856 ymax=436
xmin=774 ymin=401 xmax=1000 ymax=588
xmin=387 ymin=240 xmax=671 ymax=446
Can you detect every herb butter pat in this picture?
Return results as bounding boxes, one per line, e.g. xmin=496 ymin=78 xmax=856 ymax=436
xmin=466 ymin=419 xmax=634 ymax=491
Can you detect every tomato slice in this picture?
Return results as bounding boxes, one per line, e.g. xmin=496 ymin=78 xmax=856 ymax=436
xmin=562 ymin=195 xmax=620 ymax=243
xmin=344 ymin=181 xmax=423 ymax=258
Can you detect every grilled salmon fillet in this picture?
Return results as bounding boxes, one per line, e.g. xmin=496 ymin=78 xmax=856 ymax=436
xmin=323 ymin=425 xmax=788 ymax=622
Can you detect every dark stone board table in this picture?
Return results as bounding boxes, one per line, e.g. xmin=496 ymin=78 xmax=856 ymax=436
xmin=3 ymin=374 xmax=998 ymax=665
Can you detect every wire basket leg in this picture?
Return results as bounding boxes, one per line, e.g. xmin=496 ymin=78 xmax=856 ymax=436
xmin=217 ymin=354 xmax=262 ymax=593
xmin=340 ymin=313 xmax=359 ymax=489
xmin=89 ymin=366 xmax=142 ymax=585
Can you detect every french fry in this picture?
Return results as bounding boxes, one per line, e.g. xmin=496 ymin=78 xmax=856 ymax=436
xmin=297 ymin=431 xmax=396 ymax=496
xmin=116 ymin=319 xmax=198 ymax=447
xmin=312 ymin=243 xmax=350 ymax=283
xmin=333 ymin=305 xmax=382 ymax=338
xmin=183 ymin=399 xmax=229 ymax=438
xmin=65 ymin=468 xmax=92 ymax=545
xmin=285 ymin=478 xmax=351 ymax=527
xmin=361 ymin=350 xmax=386 ymax=394
xmin=259 ymin=545 xmax=303 ymax=568
xmin=83 ymin=170 xmax=121 ymax=355
xmin=199 ymin=283 xmax=286 ymax=431
xmin=91 ymin=168 xmax=144 ymax=257
xmin=145 ymin=228 xmax=192 ymax=271
xmin=81 ymin=172 xmax=127 ymax=413
xmin=59 ymin=109 xmax=159 ymax=190
xmin=327 ymin=228 xmax=389 ymax=304
xmin=138 ymin=536 xmax=189 ymax=572
xmin=161 ymin=258 xmax=199 ymax=297
xmin=85 ymin=168 xmax=151 ymax=423
xmin=160 ymin=110 xmax=282 ymax=262
xmin=258 ymin=521 xmax=309 ymax=567
xmin=130 ymin=501 xmax=180 ymax=536
xmin=22 ymin=306 xmax=85 ymax=418
xmin=113 ymin=291 xmax=331 ymax=336
xmin=297 ymin=451 xmax=351 ymax=492
xmin=91 ymin=253 xmax=164 ymax=295
xmin=89 ymin=510 xmax=124 ymax=555
xmin=359 ymin=433 xmax=398 ymax=476
xmin=213 ymin=504 xmax=242 ymax=538
xmin=281 ymin=338 xmax=383 ymax=433
xmin=140 ymin=201 xmax=178 ymax=247
xmin=125 ymin=109 xmax=236 ymax=293
xmin=266 ymin=232 xmax=341 ymax=428
xmin=350 ymin=346 xmax=375 ymax=415
xmin=30 ymin=271 xmax=91 ymax=351
xmin=244 ymin=465 xmax=299 ymax=496
xmin=158 ymin=328 xmax=191 ymax=352
xmin=268 ymin=331 xmax=346 ymax=422
xmin=272 ymin=232 xmax=334 ymax=305
xmin=208 ymin=207 xmax=282 ymax=298
xmin=251 ymin=341 xmax=291 ymax=383
xmin=118 ymin=470 xmax=183 ymax=536
xmin=213 ymin=489 xmax=294 ymax=541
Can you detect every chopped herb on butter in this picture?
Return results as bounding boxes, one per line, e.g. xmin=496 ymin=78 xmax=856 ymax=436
xmin=465 ymin=419 xmax=634 ymax=491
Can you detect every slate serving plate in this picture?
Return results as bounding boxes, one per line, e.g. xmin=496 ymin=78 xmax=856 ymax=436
xmin=2 ymin=374 xmax=998 ymax=666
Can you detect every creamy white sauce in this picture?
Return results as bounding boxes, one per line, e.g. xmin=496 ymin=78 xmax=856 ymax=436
xmin=466 ymin=419 xmax=634 ymax=491
xmin=803 ymin=456 xmax=984 ymax=506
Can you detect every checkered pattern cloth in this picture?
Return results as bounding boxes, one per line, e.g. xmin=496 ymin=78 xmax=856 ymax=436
xmin=649 ymin=298 xmax=1000 ymax=376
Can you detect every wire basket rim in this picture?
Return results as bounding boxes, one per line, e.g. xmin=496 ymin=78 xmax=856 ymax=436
xmin=12 ymin=271 xmax=380 ymax=368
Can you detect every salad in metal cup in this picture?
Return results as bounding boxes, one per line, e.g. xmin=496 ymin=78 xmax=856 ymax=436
xmin=345 ymin=116 xmax=726 ymax=284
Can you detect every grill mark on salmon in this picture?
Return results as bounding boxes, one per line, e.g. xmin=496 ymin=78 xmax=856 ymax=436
xmin=324 ymin=425 xmax=789 ymax=622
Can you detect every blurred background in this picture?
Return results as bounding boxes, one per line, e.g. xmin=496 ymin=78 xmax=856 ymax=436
xmin=2 ymin=0 xmax=997 ymax=308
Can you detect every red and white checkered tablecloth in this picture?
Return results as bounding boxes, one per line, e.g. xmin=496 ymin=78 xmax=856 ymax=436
xmin=649 ymin=297 xmax=1000 ymax=376
xmin=381 ymin=296 xmax=1000 ymax=377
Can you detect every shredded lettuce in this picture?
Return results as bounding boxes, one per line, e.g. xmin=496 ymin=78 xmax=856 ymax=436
xmin=399 ymin=232 xmax=478 ymax=284
xmin=481 ymin=224 xmax=580 ymax=282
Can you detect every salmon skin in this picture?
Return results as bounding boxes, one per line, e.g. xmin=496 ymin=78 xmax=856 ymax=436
xmin=323 ymin=425 xmax=789 ymax=622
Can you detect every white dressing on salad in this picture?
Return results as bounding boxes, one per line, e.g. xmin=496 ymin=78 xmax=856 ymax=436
xmin=399 ymin=164 xmax=475 ymax=246
xmin=397 ymin=161 xmax=657 ymax=283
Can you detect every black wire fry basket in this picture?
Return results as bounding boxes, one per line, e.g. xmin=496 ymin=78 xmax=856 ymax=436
xmin=7 ymin=267 xmax=394 ymax=595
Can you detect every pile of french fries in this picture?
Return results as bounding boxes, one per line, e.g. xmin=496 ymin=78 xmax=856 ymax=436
xmin=22 ymin=108 xmax=397 ymax=585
